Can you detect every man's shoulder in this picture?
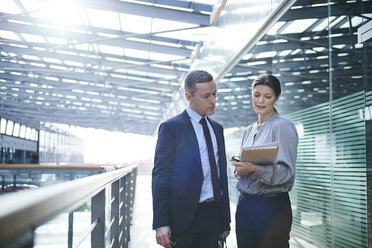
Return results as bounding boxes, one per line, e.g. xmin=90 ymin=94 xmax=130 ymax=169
xmin=160 ymin=111 xmax=188 ymax=127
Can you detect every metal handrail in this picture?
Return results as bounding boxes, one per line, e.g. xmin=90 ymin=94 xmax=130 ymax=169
xmin=0 ymin=165 xmax=136 ymax=247
xmin=0 ymin=164 xmax=118 ymax=170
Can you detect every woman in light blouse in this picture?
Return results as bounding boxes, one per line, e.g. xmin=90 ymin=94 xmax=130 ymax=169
xmin=232 ymin=74 xmax=298 ymax=248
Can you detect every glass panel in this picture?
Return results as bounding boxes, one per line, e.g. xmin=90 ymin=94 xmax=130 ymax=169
xmin=38 ymin=123 xmax=84 ymax=164
xmin=0 ymin=118 xmax=6 ymax=134
xmin=25 ymin=127 xmax=32 ymax=140
xmin=5 ymin=120 xmax=14 ymax=136
xmin=34 ymin=202 xmax=91 ymax=248
xmin=221 ymin=1 xmax=371 ymax=247
xmin=13 ymin=122 xmax=20 ymax=137
xmin=30 ymin=129 xmax=36 ymax=141
xmin=327 ymin=2 xmax=370 ymax=247
xmin=35 ymin=130 xmax=39 ymax=142
xmin=19 ymin=125 xmax=26 ymax=139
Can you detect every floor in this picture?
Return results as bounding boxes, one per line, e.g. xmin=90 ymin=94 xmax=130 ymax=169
xmin=130 ymin=174 xmax=318 ymax=248
xmin=130 ymin=174 xmax=237 ymax=248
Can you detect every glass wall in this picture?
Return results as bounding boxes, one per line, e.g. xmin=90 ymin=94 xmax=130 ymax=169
xmin=0 ymin=117 xmax=39 ymax=164
xmin=220 ymin=1 xmax=371 ymax=247
xmin=39 ymin=122 xmax=84 ymax=164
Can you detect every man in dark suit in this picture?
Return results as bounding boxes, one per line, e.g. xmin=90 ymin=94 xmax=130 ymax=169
xmin=152 ymin=70 xmax=231 ymax=248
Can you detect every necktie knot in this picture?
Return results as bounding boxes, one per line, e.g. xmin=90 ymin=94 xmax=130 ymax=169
xmin=199 ymin=117 xmax=207 ymax=125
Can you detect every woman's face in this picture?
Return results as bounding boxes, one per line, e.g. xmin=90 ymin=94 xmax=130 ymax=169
xmin=252 ymin=85 xmax=279 ymax=117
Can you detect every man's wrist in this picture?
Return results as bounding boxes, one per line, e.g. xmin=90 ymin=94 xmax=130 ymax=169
xmin=156 ymin=226 xmax=170 ymax=231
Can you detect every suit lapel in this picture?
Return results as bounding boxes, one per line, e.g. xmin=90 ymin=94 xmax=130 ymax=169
xmin=181 ymin=111 xmax=202 ymax=169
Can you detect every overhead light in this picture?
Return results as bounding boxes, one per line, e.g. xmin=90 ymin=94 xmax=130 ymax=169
xmin=357 ymin=20 xmax=372 ymax=44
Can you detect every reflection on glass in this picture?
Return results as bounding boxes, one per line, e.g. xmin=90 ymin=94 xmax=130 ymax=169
xmin=6 ymin=120 xmax=14 ymax=136
xmin=19 ymin=125 xmax=26 ymax=138
xmin=34 ymin=202 xmax=91 ymax=248
xmin=0 ymin=118 xmax=6 ymax=134
xmin=25 ymin=127 xmax=32 ymax=140
xmin=13 ymin=123 xmax=20 ymax=137
xmin=31 ymin=129 xmax=36 ymax=141
xmin=34 ymin=130 xmax=39 ymax=142
xmin=220 ymin=1 xmax=370 ymax=247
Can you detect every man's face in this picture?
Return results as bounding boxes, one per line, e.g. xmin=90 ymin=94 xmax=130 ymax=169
xmin=185 ymin=80 xmax=217 ymax=116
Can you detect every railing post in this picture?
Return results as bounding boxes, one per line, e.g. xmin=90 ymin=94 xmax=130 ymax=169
xmin=111 ymin=179 xmax=119 ymax=248
xmin=91 ymin=188 xmax=105 ymax=248
xmin=68 ymin=212 xmax=73 ymax=248
xmin=1 ymin=175 xmax=5 ymax=189
xmin=119 ymin=176 xmax=125 ymax=247
xmin=129 ymin=168 xmax=137 ymax=224
xmin=119 ymin=174 xmax=130 ymax=247
xmin=119 ymin=177 xmax=123 ymax=247
xmin=125 ymin=173 xmax=131 ymax=245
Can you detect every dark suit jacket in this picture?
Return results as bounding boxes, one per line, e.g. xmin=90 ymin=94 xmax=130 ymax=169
xmin=152 ymin=110 xmax=231 ymax=234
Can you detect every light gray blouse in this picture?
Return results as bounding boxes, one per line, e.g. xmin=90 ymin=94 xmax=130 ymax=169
xmin=237 ymin=114 xmax=298 ymax=195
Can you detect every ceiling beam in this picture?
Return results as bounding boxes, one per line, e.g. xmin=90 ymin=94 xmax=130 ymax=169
xmin=127 ymin=0 xmax=213 ymax=12
xmin=0 ymin=61 xmax=179 ymax=93
xmin=281 ymin=2 xmax=372 ymax=21
xmin=81 ymin=0 xmax=211 ymax=25
xmin=0 ymin=72 xmax=173 ymax=106
xmin=0 ymin=22 xmax=192 ymax=57
xmin=0 ymin=39 xmax=190 ymax=75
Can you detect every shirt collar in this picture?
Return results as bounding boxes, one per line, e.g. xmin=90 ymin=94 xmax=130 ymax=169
xmin=186 ymin=106 xmax=204 ymax=123
xmin=256 ymin=113 xmax=278 ymax=128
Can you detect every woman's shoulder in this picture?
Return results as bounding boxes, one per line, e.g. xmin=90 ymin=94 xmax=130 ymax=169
xmin=241 ymin=123 xmax=254 ymax=137
xmin=245 ymin=122 xmax=255 ymax=129
xmin=244 ymin=123 xmax=255 ymax=132
xmin=272 ymin=115 xmax=298 ymax=141
xmin=272 ymin=114 xmax=296 ymax=129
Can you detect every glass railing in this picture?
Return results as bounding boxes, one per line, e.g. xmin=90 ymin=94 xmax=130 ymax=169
xmin=0 ymin=164 xmax=137 ymax=248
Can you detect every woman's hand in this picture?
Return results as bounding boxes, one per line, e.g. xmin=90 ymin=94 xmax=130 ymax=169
xmin=232 ymin=161 xmax=256 ymax=175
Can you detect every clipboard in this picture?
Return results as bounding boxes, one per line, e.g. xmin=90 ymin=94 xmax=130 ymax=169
xmin=240 ymin=142 xmax=279 ymax=165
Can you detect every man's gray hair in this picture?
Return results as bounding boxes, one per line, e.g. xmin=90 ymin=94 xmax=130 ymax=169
xmin=184 ymin=70 xmax=213 ymax=95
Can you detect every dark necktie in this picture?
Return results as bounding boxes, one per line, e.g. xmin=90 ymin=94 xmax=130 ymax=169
xmin=199 ymin=117 xmax=221 ymax=202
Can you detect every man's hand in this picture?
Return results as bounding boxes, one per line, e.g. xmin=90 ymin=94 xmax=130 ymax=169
xmin=156 ymin=226 xmax=172 ymax=248
xmin=220 ymin=230 xmax=230 ymax=239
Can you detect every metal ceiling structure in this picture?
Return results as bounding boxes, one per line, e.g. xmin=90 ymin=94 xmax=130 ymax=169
xmin=215 ymin=0 xmax=372 ymax=129
xmin=0 ymin=0 xmax=217 ymax=135
xmin=0 ymin=0 xmax=371 ymax=135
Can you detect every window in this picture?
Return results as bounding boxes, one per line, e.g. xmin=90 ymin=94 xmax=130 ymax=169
xmin=5 ymin=120 xmax=14 ymax=136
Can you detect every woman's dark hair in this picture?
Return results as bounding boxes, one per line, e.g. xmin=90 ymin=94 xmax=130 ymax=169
xmin=252 ymin=74 xmax=281 ymax=113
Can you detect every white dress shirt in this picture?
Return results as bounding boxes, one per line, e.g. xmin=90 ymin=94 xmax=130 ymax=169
xmin=186 ymin=107 xmax=220 ymax=203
